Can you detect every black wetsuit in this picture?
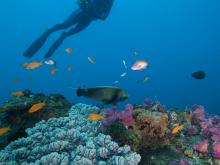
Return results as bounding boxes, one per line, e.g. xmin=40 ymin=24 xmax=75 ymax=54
xmin=23 ymin=0 xmax=114 ymax=59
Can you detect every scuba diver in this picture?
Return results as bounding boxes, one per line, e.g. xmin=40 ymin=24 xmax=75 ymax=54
xmin=23 ymin=0 xmax=114 ymax=59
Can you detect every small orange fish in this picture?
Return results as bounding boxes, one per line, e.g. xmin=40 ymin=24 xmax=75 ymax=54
xmin=28 ymin=102 xmax=46 ymax=113
xmin=11 ymin=91 xmax=24 ymax=97
xmin=0 ymin=127 xmax=11 ymax=136
xmin=88 ymin=56 xmax=95 ymax=64
xmin=23 ymin=61 xmax=43 ymax=70
xmin=88 ymin=114 xmax=104 ymax=120
xmin=50 ymin=68 xmax=58 ymax=75
xmin=65 ymin=48 xmax=73 ymax=54
xmin=67 ymin=66 xmax=72 ymax=71
xmin=171 ymin=124 xmax=184 ymax=134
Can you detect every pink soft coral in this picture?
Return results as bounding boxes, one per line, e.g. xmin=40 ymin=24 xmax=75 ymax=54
xmin=118 ymin=105 xmax=134 ymax=126
xmin=102 ymin=108 xmax=118 ymax=126
xmin=102 ymin=104 xmax=134 ymax=127
xmin=212 ymin=142 xmax=220 ymax=158
xmin=193 ymin=139 xmax=209 ymax=153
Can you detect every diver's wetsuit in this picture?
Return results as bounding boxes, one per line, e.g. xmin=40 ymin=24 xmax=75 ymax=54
xmin=23 ymin=0 xmax=114 ymax=59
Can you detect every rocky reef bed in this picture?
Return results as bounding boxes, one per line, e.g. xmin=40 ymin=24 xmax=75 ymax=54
xmin=1 ymin=97 xmax=220 ymax=165
xmin=0 ymin=90 xmax=71 ymax=149
xmin=104 ymin=100 xmax=220 ymax=165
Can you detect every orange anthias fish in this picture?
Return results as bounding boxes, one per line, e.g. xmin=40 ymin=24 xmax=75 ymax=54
xmin=88 ymin=114 xmax=104 ymax=120
xmin=88 ymin=56 xmax=95 ymax=64
xmin=23 ymin=61 xmax=43 ymax=70
xmin=171 ymin=124 xmax=184 ymax=134
xmin=50 ymin=68 xmax=58 ymax=75
xmin=11 ymin=91 xmax=24 ymax=97
xmin=28 ymin=102 xmax=46 ymax=113
xmin=0 ymin=127 xmax=11 ymax=136
xmin=65 ymin=48 xmax=73 ymax=54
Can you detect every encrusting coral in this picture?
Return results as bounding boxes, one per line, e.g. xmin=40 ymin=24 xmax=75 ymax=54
xmin=0 ymin=103 xmax=141 ymax=165
xmin=132 ymin=109 xmax=170 ymax=150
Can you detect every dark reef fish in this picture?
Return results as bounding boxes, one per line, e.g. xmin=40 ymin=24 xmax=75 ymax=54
xmin=76 ymin=86 xmax=128 ymax=105
xmin=191 ymin=70 xmax=206 ymax=79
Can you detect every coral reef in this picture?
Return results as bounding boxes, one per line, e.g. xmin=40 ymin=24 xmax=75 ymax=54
xmin=0 ymin=90 xmax=71 ymax=149
xmin=170 ymin=159 xmax=192 ymax=165
xmin=103 ymin=101 xmax=220 ymax=164
xmin=132 ymin=109 xmax=169 ymax=150
xmin=212 ymin=142 xmax=220 ymax=159
xmin=0 ymin=104 xmax=141 ymax=165
xmin=1 ymin=95 xmax=220 ymax=165
xmin=104 ymin=103 xmax=170 ymax=151
xmin=103 ymin=104 xmax=134 ymax=127
xmin=193 ymin=139 xmax=209 ymax=154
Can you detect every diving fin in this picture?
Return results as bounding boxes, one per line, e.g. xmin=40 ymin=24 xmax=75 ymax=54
xmin=23 ymin=30 xmax=51 ymax=58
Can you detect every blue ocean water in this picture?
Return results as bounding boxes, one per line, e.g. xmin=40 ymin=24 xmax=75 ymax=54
xmin=0 ymin=0 xmax=219 ymax=114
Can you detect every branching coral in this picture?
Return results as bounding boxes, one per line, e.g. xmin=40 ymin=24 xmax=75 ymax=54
xmin=0 ymin=104 xmax=141 ymax=165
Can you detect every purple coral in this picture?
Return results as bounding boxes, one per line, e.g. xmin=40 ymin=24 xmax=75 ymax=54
xmin=102 ymin=104 xmax=134 ymax=127
xmin=199 ymin=120 xmax=220 ymax=142
xmin=186 ymin=125 xmax=197 ymax=136
xmin=192 ymin=105 xmax=205 ymax=124
xmin=118 ymin=104 xmax=134 ymax=126
xmin=102 ymin=108 xmax=118 ymax=126
xmin=170 ymin=159 xmax=192 ymax=165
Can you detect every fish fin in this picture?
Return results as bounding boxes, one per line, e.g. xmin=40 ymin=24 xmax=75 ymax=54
xmin=22 ymin=63 xmax=28 ymax=67
xmin=105 ymin=94 xmax=119 ymax=105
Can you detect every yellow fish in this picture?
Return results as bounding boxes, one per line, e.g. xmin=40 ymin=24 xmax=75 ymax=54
xmin=0 ymin=127 xmax=11 ymax=136
xmin=11 ymin=91 xmax=24 ymax=97
xmin=23 ymin=61 xmax=43 ymax=70
xmin=171 ymin=124 xmax=184 ymax=134
xmin=88 ymin=114 xmax=104 ymax=120
xmin=28 ymin=102 xmax=46 ymax=113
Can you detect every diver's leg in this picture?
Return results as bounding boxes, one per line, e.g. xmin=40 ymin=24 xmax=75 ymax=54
xmin=44 ymin=18 xmax=92 ymax=59
xmin=48 ymin=9 xmax=83 ymax=32
xmin=23 ymin=9 xmax=82 ymax=58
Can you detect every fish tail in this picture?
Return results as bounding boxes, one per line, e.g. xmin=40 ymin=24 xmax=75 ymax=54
xmin=76 ymin=88 xmax=87 ymax=96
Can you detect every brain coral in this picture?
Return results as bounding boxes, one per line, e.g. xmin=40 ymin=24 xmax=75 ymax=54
xmin=0 ymin=104 xmax=141 ymax=165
